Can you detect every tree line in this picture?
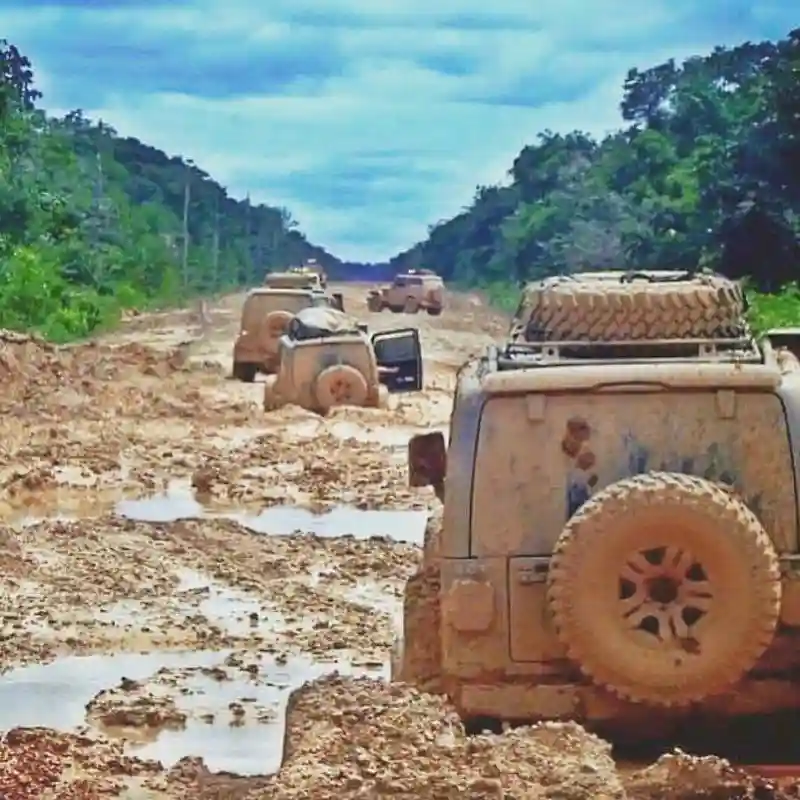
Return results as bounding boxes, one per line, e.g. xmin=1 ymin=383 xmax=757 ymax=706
xmin=387 ymin=29 xmax=800 ymax=310
xmin=0 ymin=38 xmax=340 ymax=341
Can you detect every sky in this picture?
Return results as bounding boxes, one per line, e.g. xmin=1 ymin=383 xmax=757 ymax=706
xmin=1 ymin=1 xmax=797 ymax=262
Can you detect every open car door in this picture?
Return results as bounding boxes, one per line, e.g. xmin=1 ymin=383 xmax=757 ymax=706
xmin=372 ymin=328 xmax=423 ymax=392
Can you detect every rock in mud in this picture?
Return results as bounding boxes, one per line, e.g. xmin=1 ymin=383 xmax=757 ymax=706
xmin=623 ymin=750 xmax=796 ymax=799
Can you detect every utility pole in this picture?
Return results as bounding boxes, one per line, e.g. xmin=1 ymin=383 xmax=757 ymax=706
xmin=95 ymin=150 xmax=104 ymax=198
xmin=212 ymin=201 xmax=220 ymax=289
xmin=89 ymin=149 xmax=104 ymax=246
xmin=244 ymin=192 xmax=253 ymax=283
xmin=181 ymin=160 xmax=192 ymax=288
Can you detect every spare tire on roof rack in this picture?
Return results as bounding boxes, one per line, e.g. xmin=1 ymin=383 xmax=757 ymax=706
xmin=516 ymin=270 xmax=747 ymax=343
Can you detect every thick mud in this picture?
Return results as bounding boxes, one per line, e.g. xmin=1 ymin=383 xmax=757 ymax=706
xmin=1 ymin=285 xmax=797 ymax=798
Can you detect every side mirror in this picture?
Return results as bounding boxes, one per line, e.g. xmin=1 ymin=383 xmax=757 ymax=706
xmin=408 ymin=432 xmax=446 ymax=498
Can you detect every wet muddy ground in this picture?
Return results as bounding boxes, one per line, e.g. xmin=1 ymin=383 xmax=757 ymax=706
xmin=1 ymin=285 xmax=797 ymax=798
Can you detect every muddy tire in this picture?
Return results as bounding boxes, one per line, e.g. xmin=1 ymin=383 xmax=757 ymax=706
xmin=523 ymin=273 xmax=746 ymax=341
xmin=264 ymin=310 xmax=294 ymax=339
xmin=395 ymin=514 xmax=443 ymax=690
xmin=427 ymin=305 xmax=443 ymax=316
xmin=313 ymin=365 xmax=369 ymax=413
xmin=233 ymin=362 xmax=256 ymax=383
xmin=397 ymin=564 xmax=442 ymax=693
xmin=366 ymin=293 xmax=382 ymax=312
xmin=547 ymin=472 xmax=780 ymax=707
xmin=404 ymin=297 xmax=419 ymax=314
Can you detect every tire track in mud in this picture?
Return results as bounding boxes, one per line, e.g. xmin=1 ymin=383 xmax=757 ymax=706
xmin=0 ymin=285 xmax=503 ymax=797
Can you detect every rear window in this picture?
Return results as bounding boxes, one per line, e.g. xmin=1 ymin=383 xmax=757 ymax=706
xmin=243 ymin=293 xmax=314 ymax=324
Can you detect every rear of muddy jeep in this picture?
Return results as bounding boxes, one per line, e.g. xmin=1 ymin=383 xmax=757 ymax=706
xmin=421 ymin=277 xmax=444 ymax=316
xmin=234 ymin=289 xmax=345 ymax=381
xmin=396 ymin=270 xmax=800 ymax=736
xmin=264 ymin=315 xmax=423 ymax=416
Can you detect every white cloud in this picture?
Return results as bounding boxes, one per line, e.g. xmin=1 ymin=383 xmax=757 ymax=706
xmin=2 ymin=0 xmax=797 ymax=260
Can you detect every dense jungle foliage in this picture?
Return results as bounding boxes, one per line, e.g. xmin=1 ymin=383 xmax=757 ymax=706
xmin=389 ymin=29 xmax=800 ymax=322
xmin=0 ymin=39 xmax=341 ymax=341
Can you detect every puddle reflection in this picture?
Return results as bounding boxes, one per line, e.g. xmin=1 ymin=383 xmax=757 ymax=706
xmin=115 ymin=483 xmax=428 ymax=545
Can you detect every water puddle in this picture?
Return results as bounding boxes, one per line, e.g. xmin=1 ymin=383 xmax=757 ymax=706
xmin=0 ymin=650 xmax=387 ymax=774
xmin=343 ymin=580 xmax=403 ymax=632
xmin=234 ymin=506 xmax=427 ymax=545
xmin=117 ymin=482 xmax=202 ymax=523
xmin=116 ymin=484 xmax=428 ymax=545
xmin=171 ymin=568 xmax=292 ymax=636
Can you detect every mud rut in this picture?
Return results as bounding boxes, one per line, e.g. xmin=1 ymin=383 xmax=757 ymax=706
xmin=0 ymin=284 xmax=796 ymax=799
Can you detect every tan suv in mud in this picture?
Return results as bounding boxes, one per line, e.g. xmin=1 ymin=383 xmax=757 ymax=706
xmin=287 ymin=260 xmax=327 ymax=288
xmin=264 ymin=271 xmax=323 ymax=290
xmin=397 ymin=268 xmax=800 ymax=737
xmin=232 ymin=288 xmax=343 ymax=382
xmin=367 ymin=270 xmax=444 ymax=315
xmin=263 ymin=306 xmax=423 ymax=415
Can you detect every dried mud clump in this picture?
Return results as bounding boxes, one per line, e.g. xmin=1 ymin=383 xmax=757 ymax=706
xmin=268 ymin=674 xmax=625 ymax=799
xmin=0 ymin=524 xmax=30 ymax=577
xmin=86 ymin=678 xmax=188 ymax=735
xmin=0 ymin=727 xmax=159 ymax=800
xmin=0 ymin=333 xmax=201 ymax=404
xmin=623 ymin=749 xmax=798 ymax=800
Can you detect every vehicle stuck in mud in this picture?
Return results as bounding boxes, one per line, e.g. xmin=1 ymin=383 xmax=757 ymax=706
xmin=263 ymin=306 xmax=423 ymax=415
xmin=399 ymin=269 xmax=800 ymax=739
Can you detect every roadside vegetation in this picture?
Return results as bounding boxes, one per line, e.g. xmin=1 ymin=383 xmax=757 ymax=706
xmin=391 ymin=29 xmax=800 ymax=329
xmin=0 ymin=39 xmax=338 ymax=342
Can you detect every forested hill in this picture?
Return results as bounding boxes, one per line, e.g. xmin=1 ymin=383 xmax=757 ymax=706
xmin=0 ymin=38 xmax=345 ymax=341
xmin=388 ymin=29 xmax=800 ymax=301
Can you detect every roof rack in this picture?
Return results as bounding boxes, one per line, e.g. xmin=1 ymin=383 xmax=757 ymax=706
xmin=497 ymin=335 xmax=763 ymax=370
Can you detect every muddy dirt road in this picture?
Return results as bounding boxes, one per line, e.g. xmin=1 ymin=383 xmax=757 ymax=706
xmin=0 ymin=284 xmax=793 ymax=799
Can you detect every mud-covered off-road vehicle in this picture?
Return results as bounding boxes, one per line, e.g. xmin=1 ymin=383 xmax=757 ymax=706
xmin=264 ymin=270 xmax=323 ymax=291
xmin=232 ymin=287 xmax=344 ymax=382
xmin=367 ymin=269 xmax=444 ymax=315
xmin=397 ymin=268 xmax=800 ymax=736
xmin=263 ymin=306 xmax=423 ymax=415
xmin=287 ymin=259 xmax=327 ymax=288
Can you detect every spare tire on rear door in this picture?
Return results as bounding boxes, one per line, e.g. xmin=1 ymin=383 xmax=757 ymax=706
xmin=313 ymin=364 xmax=369 ymax=413
xmin=547 ymin=472 xmax=780 ymax=707
xmin=264 ymin=310 xmax=294 ymax=339
xmin=522 ymin=271 xmax=746 ymax=342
